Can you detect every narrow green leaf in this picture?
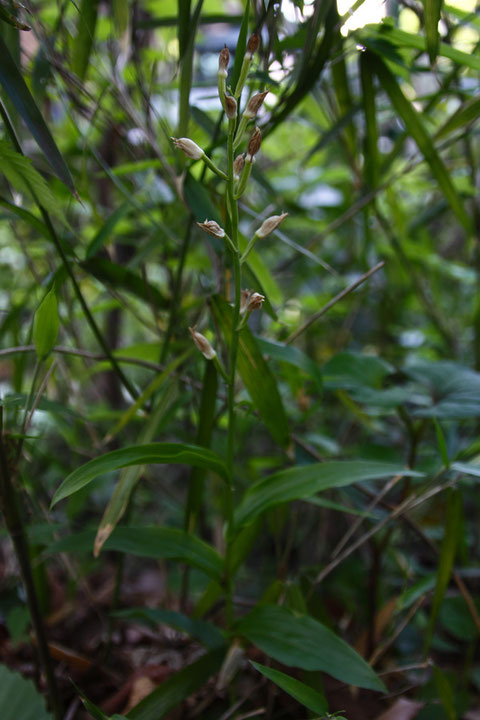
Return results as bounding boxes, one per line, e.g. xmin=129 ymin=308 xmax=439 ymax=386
xmin=359 ymin=51 xmax=378 ymax=189
xmin=251 ymin=662 xmax=328 ymax=715
xmin=85 ymin=202 xmax=130 ymax=259
xmin=177 ymin=0 xmax=192 ymax=61
xmin=72 ymin=0 xmax=99 ymax=81
xmin=94 ymin=383 xmax=180 ymax=556
xmin=0 ymin=195 xmax=50 ymax=238
xmin=373 ymin=55 xmax=471 ymax=232
xmin=425 ymin=488 xmax=462 ymax=650
xmin=51 ymin=442 xmax=228 ymax=506
xmin=433 ymin=667 xmax=457 ymax=720
xmin=0 ymin=4 xmax=31 ymax=30
xmin=127 ymin=649 xmax=224 ymax=720
xmin=211 ymin=294 xmax=290 ymax=448
xmin=436 ymin=94 xmax=480 ymax=140
xmin=237 ymin=605 xmax=385 ymax=692
xmin=49 ymin=526 xmax=224 ymax=580
xmin=0 ymin=35 xmax=75 ymax=193
xmin=256 ymin=337 xmax=323 ymax=392
xmin=33 ymin=287 xmax=59 ymax=360
xmin=81 ymin=257 xmax=168 ymax=309
xmin=113 ymin=0 xmax=129 ymax=35
xmin=434 ymin=418 xmax=449 ymax=468
xmin=424 ymin=0 xmax=443 ymax=63
xmin=235 ymin=461 xmax=422 ymax=527
xmin=231 ymin=0 xmax=250 ymax=93
xmin=113 ymin=607 xmax=225 ymax=649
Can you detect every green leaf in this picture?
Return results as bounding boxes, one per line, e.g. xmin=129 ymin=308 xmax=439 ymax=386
xmin=81 ymin=257 xmax=168 ymax=309
xmin=0 ymin=665 xmax=52 ymax=720
xmin=435 ymin=94 xmax=480 ymax=140
xmin=127 ymin=649 xmax=224 ymax=720
xmin=231 ymin=0 xmax=250 ymax=93
xmin=210 ymin=294 xmax=290 ymax=448
xmin=51 ymin=442 xmax=228 ymax=506
xmin=33 ymin=287 xmax=59 ymax=359
xmin=251 ymin=662 xmax=328 ymax=714
xmin=0 ymin=3 xmax=31 ymax=30
xmin=236 ymin=605 xmax=385 ymax=692
xmin=425 ymin=488 xmax=462 ymax=651
xmin=424 ymin=0 xmax=443 ymax=63
xmin=406 ymin=360 xmax=480 ymax=418
xmin=72 ymin=0 xmax=99 ymax=81
xmin=434 ymin=418 xmax=449 ymax=468
xmin=235 ymin=461 xmax=422 ymax=527
xmin=85 ymin=202 xmax=130 ymax=259
xmin=113 ymin=607 xmax=225 ymax=649
xmin=49 ymin=526 xmax=224 ymax=580
xmin=0 ymin=140 xmax=62 ymax=219
xmin=0 ymin=195 xmax=50 ymax=238
xmin=359 ymin=51 xmax=378 ymax=189
xmin=0 ymin=35 xmax=75 ymax=193
xmin=256 ymin=337 xmax=323 ymax=392
xmin=372 ymin=54 xmax=471 ymax=232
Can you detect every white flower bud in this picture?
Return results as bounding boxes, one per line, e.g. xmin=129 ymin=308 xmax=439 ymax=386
xmin=247 ymin=292 xmax=265 ymax=311
xmin=256 ymin=212 xmax=288 ymax=238
xmin=189 ymin=327 xmax=216 ymax=360
xmin=197 ymin=220 xmax=225 ymax=238
xmin=171 ymin=137 xmax=204 ymax=160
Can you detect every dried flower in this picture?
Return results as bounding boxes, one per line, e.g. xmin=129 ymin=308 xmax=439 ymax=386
xmin=244 ymin=90 xmax=268 ymax=118
xmin=247 ymin=292 xmax=265 ymax=311
xmin=246 ymin=33 xmax=260 ymax=58
xmin=224 ymin=95 xmax=237 ymax=120
xmin=197 ymin=219 xmax=225 ymax=238
xmin=218 ymin=46 xmax=230 ymax=76
xmin=189 ymin=327 xmax=216 ymax=360
xmin=240 ymin=289 xmax=251 ymax=314
xmin=256 ymin=212 xmax=288 ymax=238
xmin=247 ymin=127 xmax=262 ymax=160
xmin=171 ymin=137 xmax=204 ymax=160
xmin=233 ymin=154 xmax=245 ymax=180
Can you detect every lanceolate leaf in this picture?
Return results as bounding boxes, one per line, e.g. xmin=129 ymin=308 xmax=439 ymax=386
xmin=127 ymin=649 xmax=225 ymax=720
xmin=113 ymin=608 xmax=225 ymax=649
xmin=81 ymin=257 xmax=168 ymax=309
xmin=235 ymin=461 xmax=421 ymax=527
xmin=435 ymin=94 xmax=480 ymax=139
xmin=0 ymin=664 xmax=52 ymax=720
xmin=359 ymin=51 xmax=379 ymax=189
xmin=51 ymin=443 xmax=228 ymax=506
xmin=72 ymin=0 xmax=99 ymax=81
xmin=211 ymin=295 xmax=290 ymax=448
xmin=237 ymin=605 xmax=385 ymax=692
xmin=0 ymin=35 xmax=75 ymax=193
xmin=256 ymin=337 xmax=323 ymax=392
xmin=373 ymin=55 xmax=471 ymax=232
xmin=251 ymin=662 xmax=328 ymax=715
xmin=49 ymin=526 xmax=224 ymax=580
xmin=33 ymin=287 xmax=59 ymax=359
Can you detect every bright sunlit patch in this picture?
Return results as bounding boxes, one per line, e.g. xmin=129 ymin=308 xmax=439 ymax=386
xmin=337 ymin=0 xmax=386 ymax=35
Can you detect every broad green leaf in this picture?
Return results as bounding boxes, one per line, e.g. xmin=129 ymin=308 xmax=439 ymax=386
xmin=0 ymin=35 xmax=75 ymax=193
xmin=94 ymin=382 xmax=180 ymax=556
xmin=113 ymin=607 xmax=225 ymax=649
xmin=425 ymin=488 xmax=462 ymax=651
xmin=72 ymin=0 xmax=99 ymax=81
xmin=81 ymin=257 xmax=168 ymax=309
xmin=235 ymin=461 xmax=421 ymax=527
xmin=424 ymin=0 xmax=443 ymax=63
xmin=323 ymin=352 xmax=393 ymax=390
xmin=0 ymin=140 xmax=62 ymax=219
xmin=406 ymin=360 xmax=480 ymax=418
xmin=49 ymin=526 xmax=223 ymax=580
xmin=51 ymin=442 xmax=228 ymax=506
xmin=127 ymin=649 xmax=224 ymax=720
xmin=211 ymin=295 xmax=290 ymax=448
xmin=33 ymin=287 xmax=59 ymax=359
xmin=0 ymin=664 xmax=52 ymax=720
xmin=236 ymin=605 xmax=385 ymax=692
xmin=452 ymin=461 xmax=480 ymax=478
xmin=256 ymin=337 xmax=322 ymax=391
xmin=372 ymin=54 xmax=471 ymax=232
xmin=251 ymin=662 xmax=328 ymax=715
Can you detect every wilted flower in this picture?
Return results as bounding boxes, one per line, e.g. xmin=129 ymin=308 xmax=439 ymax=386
xmin=240 ymin=289 xmax=252 ymax=314
xmin=233 ymin=154 xmax=245 ymax=181
xmin=197 ymin=219 xmax=225 ymax=238
xmin=256 ymin=212 xmax=288 ymax=238
xmin=244 ymin=91 xmax=268 ymax=119
xmin=224 ymin=95 xmax=237 ymax=119
xmin=246 ymin=33 xmax=260 ymax=58
xmin=247 ymin=127 xmax=262 ymax=160
xmin=218 ymin=46 xmax=230 ymax=76
xmin=189 ymin=327 xmax=216 ymax=360
xmin=171 ymin=137 xmax=204 ymax=160
xmin=247 ymin=292 xmax=265 ymax=311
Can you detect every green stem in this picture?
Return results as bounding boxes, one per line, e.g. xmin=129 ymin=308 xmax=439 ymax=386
xmin=0 ymin=434 xmax=62 ymax=720
xmin=224 ymin=123 xmax=241 ymax=629
xmin=202 ymin=153 xmax=228 ymax=181
xmin=161 ymin=217 xmax=193 ymax=363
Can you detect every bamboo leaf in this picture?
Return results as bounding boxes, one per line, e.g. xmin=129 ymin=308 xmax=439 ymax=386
xmin=33 ymin=287 xmax=59 ymax=360
xmin=237 ymin=605 xmax=385 ymax=692
xmin=72 ymin=0 xmax=99 ymax=81
xmin=424 ymin=0 xmax=443 ymax=63
xmin=359 ymin=51 xmax=378 ymax=189
xmin=80 ymin=257 xmax=168 ymax=309
xmin=85 ymin=202 xmax=130 ymax=259
xmin=373 ymin=55 xmax=471 ymax=232
xmin=210 ymin=294 xmax=290 ymax=448
xmin=436 ymin=94 xmax=480 ymax=139
xmin=251 ymin=662 xmax=328 ymax=715
xmin=235 ymin=461 xmax=422 ymax=527
xmin=0 ymin=35 xmax=75 ymax=193
xmin=255 ymin=337 xmax=322 ymax=392
xmin=113 ymin=607 xmax=225 ymax=649
xmin=51 ymin=443 xmax=229 ymax=506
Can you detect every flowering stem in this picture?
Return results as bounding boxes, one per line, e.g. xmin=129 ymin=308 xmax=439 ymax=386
xmin=240 ymin=233 xmax=259 ymax=264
